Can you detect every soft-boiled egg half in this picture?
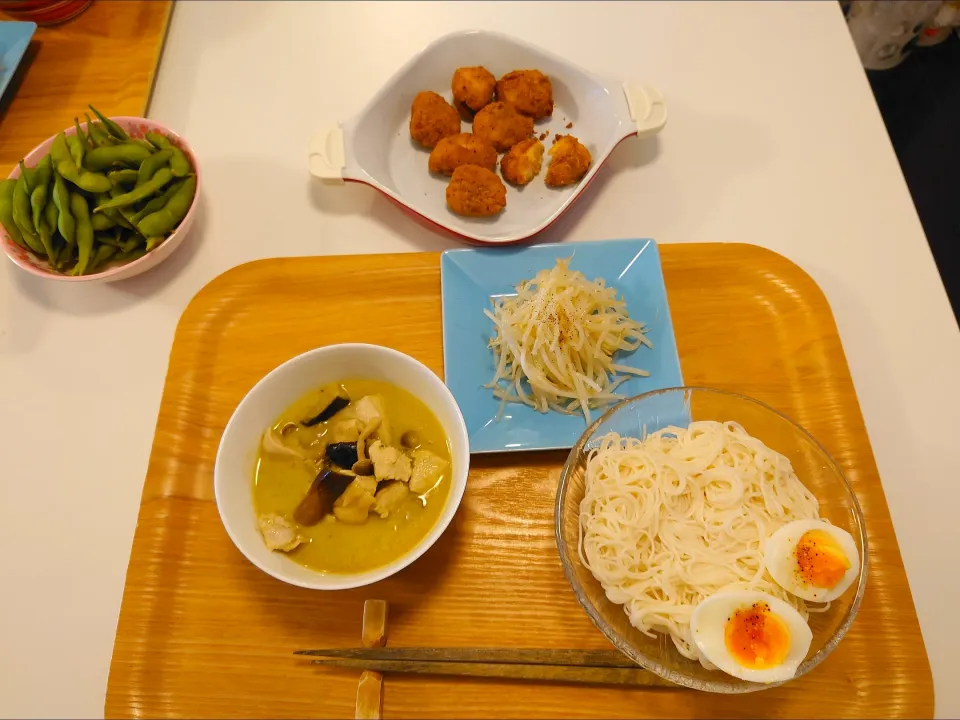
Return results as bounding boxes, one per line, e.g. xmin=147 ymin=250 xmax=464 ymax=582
xmin=764 ymin=519 xmax=860 ymax=602
xmin=690 ymin=590 xmax=813 ymax=683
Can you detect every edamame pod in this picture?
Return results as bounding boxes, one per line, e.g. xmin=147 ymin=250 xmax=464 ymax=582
xmin=87 ymin=239 xmax=117 ymax=274
xmin=131 ymin=178 xmax=183 ymax=223
xmin=29 ymin=156 xmax=53 ymax=236
xmin=136 ymin=149 xmax=172 ymax=186
xmin=84 ymin=143 xmax=153 ymax=171
xmin=169 ymin=146 xmax=190 ymax=177
xmin=85 ymin=113 xmax=110 ymax=146
xmin=44 ymin=196 xmax=59 ymax=241
xmin=119 ymin=236 xmax=141 ymax=254
xmin=96 ymin=232 xmax=122 ymax=248
xmin=95 ymin=168 xmax=174 ymax=212
xmin=43 ymin=200 xmax=61 ymax=265
xmin=145 ymin=131 xmax=170 ymax=150
xmin=88 ymin=105 xmax=129 ymax=141
xmin=108 ymin=169 xmax=138 ymax=187
xmin=52 ymin=172 xmax=76 ymax=245
xmin=69 ymin=192 xmax=94 ymax=276
xmin=74 ymin=118 xmax=90 ymax=154
xmin=0 ymin=179 xmax=26 ymax=249
xmin=33 ymin=154 xmax=53 ymax=187
xmin=51 ymin=133 xmax=112 ymax=194
xmin=137 ymin=174 xmax=196 ymax=237
xmin=12 ymin=166 xmax=45 ymax=255
xmin=145 ymin=236 xmax=165 ymax=251
xmin=95 ymin=192 xmax=133 ymax=232
xmin=57 ymin=240 xmax=75 ymax=271
xmin=91 ymin=213 xmax=116 ymax=231
xmin=66 ymin=133 xmax=84 ymax=168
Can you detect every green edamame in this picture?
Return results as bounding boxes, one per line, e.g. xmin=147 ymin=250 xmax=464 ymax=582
xmin=106 ymin=187 xmax=143 ymax=232
xmin=66 ymin=133 xmax=85 ymax=168
xmin=96 ymin=232 xmax=122 ymax=248
xmin=88 ymin=105 xmax=129 ymax=141
xmin=29 ymin=155 xmax=53 ymax=236
xmin=108 ymin=169 xmax=138 ymax=187
xmin=74 ymin=119 xmax=90 ymax=154
xmin=18 ymin=161 xmax=34 ymax=193
xmin=44 ymin=196 xmax=59 ymax=240
xmin=0 ymin=179 xmax=26 ymax=249
xmin=145 ymin=236 xmax=165 ymax=251
xmin=169 ymin=147 xmax=190 ymax=177
xmin=33 ymin=154 xmax=53 ymax=187
xmin=145 ymin=131 xmax=171 ymax=150
xmin=95 ymin=168 xmax=174 ymax=212
xmin=137 ymin=174 xmax=196 ymax=237
xmin=69 ymin=192 xmax=94 ymax=276
xmin=91 ymin=213 xmax=116 ymax=231
xmin=131 ymin=178 xmax=183 ymax=223
xmin=12 ymin=167 xmax=45 ymax=255
xmin=136 ymin=149 xmax=172 ymax=186
xmin=52 ymin=172 xmax=76 ymax=245
xmin=95 ymin=192 xmax=131 ymax=232
xmin=87 ymin=240 xmax=117 ymax=274
xmin=85 ymin=113 xmax=110 ymax=147
xmin=32 ymin=201 xmax=57 ymax=261
xmin=120 ymin=236 xmax=141 ymax=253
xmin=30 ymin=185 xmax=46 ymax=236
xmin=51 ymin=133 xmax=112 ymax=194
xmin=43 ymin=200 xmax=60 ymax=265
xmin=84 ymin=143 xmax=153 ymax=172
xmin=56 ymin=240 xmax=75 ymax=270
xmin=144 ymin=131 xmax=191 ymax=177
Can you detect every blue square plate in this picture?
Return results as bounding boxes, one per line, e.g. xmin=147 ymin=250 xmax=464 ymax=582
xmin=441 ymin=238 xmax=683 ymax=454
xmin=0 ymin=21 xmax=36 ymax=103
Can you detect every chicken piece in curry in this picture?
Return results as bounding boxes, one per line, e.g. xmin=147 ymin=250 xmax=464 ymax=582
xmin=253 ymin=379 xmax=451 ymax=574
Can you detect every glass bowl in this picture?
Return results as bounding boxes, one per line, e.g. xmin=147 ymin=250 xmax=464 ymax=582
xmin=555 ymin=386 xmax=868 ymax=693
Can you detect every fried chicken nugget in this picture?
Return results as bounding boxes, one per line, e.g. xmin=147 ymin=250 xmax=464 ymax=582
xmin=429 ymin=133 xmax=498 ymax=175
xmin=545 ymin=134 xmax=592 ymax=187
xmin=409 ymin=91 xmax=461 ymax=150
xmin=496 ymin=70 xmax=553 ymax=120
xmin=452 ymin=66 xmax=496 ymax=113
xmin=500 ymin=138 xmax=544 ymax=186
xmin=446 ymin=165 xmax=506 ymax=217
xmin=472 ymin=102 xmax=534 ymax=153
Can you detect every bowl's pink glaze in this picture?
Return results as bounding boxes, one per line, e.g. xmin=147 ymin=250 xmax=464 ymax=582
xmin=2 ymin=117 xmax=200 ymax=283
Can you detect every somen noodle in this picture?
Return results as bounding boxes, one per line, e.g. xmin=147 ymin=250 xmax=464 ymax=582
xmin=578 ymin=421 xmax=823 ymax=666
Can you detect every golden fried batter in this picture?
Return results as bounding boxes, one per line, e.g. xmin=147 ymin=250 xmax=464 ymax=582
xmin=500 ymin=138 xmax=544 ymax=186
xmin=545 ymin=134 xmax=592 ymax=187
xmin=452 ymin=66 xmax=496 ymax=113
xmin=446 ymin=165 xmax=506 ymax=217
xmin=472 ymin=101 xmax=534 ymax=152
xmin=429 ymin=133 xmax=498 ymax=175
xmin=454 ymin=99 xmax=476 ymax=123
xmin=496 ymin=70 xmax=553 ymax=120
xmin=409 ymin=91 xmax=461 ymax=149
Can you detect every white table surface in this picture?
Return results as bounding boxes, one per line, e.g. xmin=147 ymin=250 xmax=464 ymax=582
xmin=2 ymin=1 xmax=958 ymax=717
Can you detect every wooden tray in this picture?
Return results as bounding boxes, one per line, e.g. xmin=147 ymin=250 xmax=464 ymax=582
xmin=105 ymin=244 xmax=933 ymax=718
xmin=0 ymin=0 xmax=174 ymax=171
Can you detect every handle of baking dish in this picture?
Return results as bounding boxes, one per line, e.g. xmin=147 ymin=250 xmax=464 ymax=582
xmin=308 ymin=125 xmax=347 ymax=183
xmin=622 ymin=83 xmax=667 ymax=138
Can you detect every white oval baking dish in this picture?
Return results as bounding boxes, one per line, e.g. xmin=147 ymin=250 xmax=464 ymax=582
xmin=308 ymin=30 xmax=666 ymax=245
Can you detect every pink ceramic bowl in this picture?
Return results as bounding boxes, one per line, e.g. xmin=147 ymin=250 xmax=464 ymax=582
xmin=2 ymin=116 xmax=200 ymax=283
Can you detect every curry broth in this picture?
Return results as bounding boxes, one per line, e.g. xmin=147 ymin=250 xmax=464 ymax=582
xmin=253 ymin=379 xmax=452 ymax=574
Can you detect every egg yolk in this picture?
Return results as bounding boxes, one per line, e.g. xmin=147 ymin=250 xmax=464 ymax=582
xmin=724 ymin=602 xmax=791 ymax=669
xmin=794 ymin=529 xmax=851 ymax=589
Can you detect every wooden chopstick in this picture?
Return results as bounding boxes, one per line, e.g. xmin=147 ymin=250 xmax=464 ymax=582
xmin=305 ymin=656 xmax=671 ymax=687
xmin=295 ymin=647 xmax=675 ymax=687
xmin=295 ymin=647 xmax=637 ymax=668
